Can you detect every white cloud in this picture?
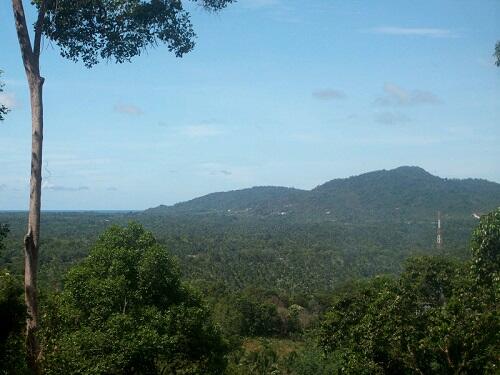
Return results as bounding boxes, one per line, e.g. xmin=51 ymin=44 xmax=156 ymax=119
xmin=42 ymin=181 xmax=89 ymax=192
xmin=375 ymin=111 xmax=411 ymax=126
xmin=238 ymin=0 xmax=300 ymax=23
xmin=239 ymin=0 xmax=280 ymax=9
xmin=312 ymin=89 xmax=346 ymax=100
xmin=369 ymin=27 xmax=455 ymax=38
xmin=197 ymin=163 xmax=236 ymax=178
xmin=0 ymin=92 xmax=18 ymax=109
xmin=114 ymin=103 xmax=143 ymax=116
xmin=477 ymin=56 xmax=498 ymax=69
xmin=375 ymin=83 xmax=441 ymax=106
xmin=181 ymin=124 xmax=224 ymax=138
xmin=290 ymin=132 xmax=324 ymax=143
xmin=209 ymin=169 xmax=233 ymax=176
xmin=44 ymin=155 xmax=113 ymax=170
xmin=355 ymin=135 xmax=441 ymax=146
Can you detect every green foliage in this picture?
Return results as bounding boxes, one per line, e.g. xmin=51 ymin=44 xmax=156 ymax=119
xmin=319 ymin=246 xmax=499 ymax=373
xmin=286 ymin=304 xmax=302 ymax=335
xmin=226 ymin=337 xmax=340 ymax=375
xmin=0 ymin=271 xmax=27 ymax=375
xmin=40 ymin=223 xmax=227 ymax=375
xmin=471 ymin=208 xmax=500 ymax=285
xmin=426 ymin=271 xmax=499 ymax=374
xmin=206 ymin=285 xmax=307 ymax=341
xmin=229 ymin=339 xmax=281 ymax=375
xmin=235 ymin=295 xmax=282 ymax=337
xmin=0 ymin=71 xmax=9 ymax=121
xmin=319 ymin=276 xmax=403 ymax=374
xmin=282 ymin=344 xmax=340 ymax=375
xmin=0 ymin=223 xmax=8 ymax=251
xmin=1 ymin=209 xmax=474 ymax=295
xmin=0 ymin=205 xmax=498 ymax=373
xmin=39 ymin=0 xmax=234 ymax=67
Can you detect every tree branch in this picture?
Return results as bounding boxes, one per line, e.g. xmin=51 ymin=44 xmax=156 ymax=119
xmin=33 ymin=0 xmax=47 ymax=62
xmin=12 ymin=0 xmax=37 ymax=78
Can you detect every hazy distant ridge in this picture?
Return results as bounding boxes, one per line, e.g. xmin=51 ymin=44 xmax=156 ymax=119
xmin=146 ymin=166 xmax=500 ymax=221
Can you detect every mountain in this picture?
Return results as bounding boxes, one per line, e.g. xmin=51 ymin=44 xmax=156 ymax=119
xmin=148 ymin=186 xmax=306 ymax=216
xmin=145 ymin=166 xmax=500 ymax=221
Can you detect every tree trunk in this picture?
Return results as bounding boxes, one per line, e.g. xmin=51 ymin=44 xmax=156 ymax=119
xmin=12 ymin=0 xmax=46 ymax=372
xmin=24 ymin=75 xmax=44 ymax=373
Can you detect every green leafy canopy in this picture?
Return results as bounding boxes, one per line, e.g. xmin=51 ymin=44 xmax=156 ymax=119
xmin=471 ymin=208 xmax=500 ymax=286
xmin=41 ymin=223 xmax=228 ymax=375
xmin=34 ymin=0 xmax=234 ymax=67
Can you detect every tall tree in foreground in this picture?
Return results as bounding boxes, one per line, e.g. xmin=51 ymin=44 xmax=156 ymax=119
xmin=11 ymin=0 xmax=234 ymax=371
xmin=0 ymin=70 xmax=9 ymax=121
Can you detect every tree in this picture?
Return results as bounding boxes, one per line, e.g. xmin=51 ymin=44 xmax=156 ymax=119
xmin=319 ymin=276 xmax=403 ymax=374
xmin=0 ymin=70 xmax=9 ymax=121
xmin=471 ymin=208 xmax=500 ymax=286
xmin=235 ymin=295 xmax=282 ymax=337
xmin=1 ymin=224 xmax=28 ymax=374
xmin=41 ymin=223 xmax=228 ymax=374
xmin=0 ymin=272 xmax=27 ymax=375
xmin=10 ymin=0 xmax=234 ymax=369
xmin=0 ymin=224 xmax=8 ymax=251
xmin=319 ymin=252 xmax=499 ymax=373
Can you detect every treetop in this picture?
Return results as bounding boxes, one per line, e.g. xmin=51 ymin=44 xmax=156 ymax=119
xmin=35 ymin=0 xmax=235 ymax=67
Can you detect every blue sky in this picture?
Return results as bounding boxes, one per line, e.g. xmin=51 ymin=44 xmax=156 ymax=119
xmin=0 ymin=0 xmax=499 ymax=210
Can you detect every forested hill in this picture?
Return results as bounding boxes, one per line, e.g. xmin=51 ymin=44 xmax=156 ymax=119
xmin=146 ymin=166 xmax=500 ymax=221
xmin=148 ymin=186 xmax=307 ymax=216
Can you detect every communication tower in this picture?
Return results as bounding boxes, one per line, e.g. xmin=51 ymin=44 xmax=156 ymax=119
xmin=436 ymin=211 xmax=443 ymax=250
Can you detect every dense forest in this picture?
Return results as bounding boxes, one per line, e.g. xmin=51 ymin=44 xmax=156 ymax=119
xmin=1 ymin=168 xmax=499 ymax=373
xmin=1 ymin=167 xmax=494 ymax=293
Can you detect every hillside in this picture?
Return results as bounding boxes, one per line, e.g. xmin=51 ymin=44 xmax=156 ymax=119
xmin=146 ymin=166 xmax=500 ymax=221
xmin=1 ymin=166 xmax=498 ymax=294
xmin=148 ymin=186 xmax=306 ymax=216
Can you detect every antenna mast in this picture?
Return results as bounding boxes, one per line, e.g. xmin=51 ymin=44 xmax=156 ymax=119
xmin=436 ymin=211 xmax=443 ymax=250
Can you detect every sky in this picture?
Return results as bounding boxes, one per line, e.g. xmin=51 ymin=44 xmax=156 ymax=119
xmin=0 ymin=0 xmax=499 ymax=210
